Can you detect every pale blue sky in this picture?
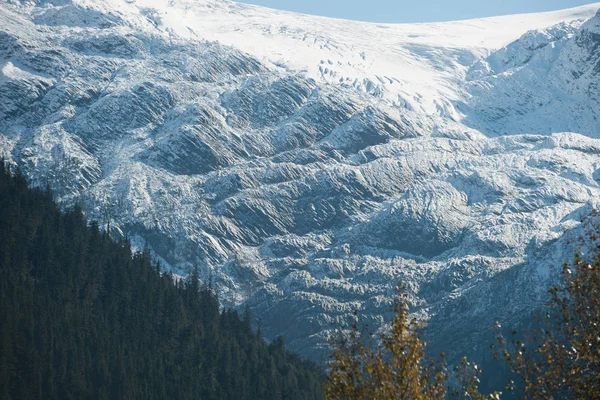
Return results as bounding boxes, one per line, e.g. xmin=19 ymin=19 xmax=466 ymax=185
xmin=235 ymin=0 xmax=597 ymax=23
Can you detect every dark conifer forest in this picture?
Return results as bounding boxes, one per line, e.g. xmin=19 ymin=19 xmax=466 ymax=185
xmin=0 ymin=162 xmax=324 ymax=400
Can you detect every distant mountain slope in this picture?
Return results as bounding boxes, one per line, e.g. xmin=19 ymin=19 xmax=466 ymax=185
xmin=464 ymin=12 xmax=600 ymax=135
xmin=0 ymin=162 xmax=324 ymax=399
xmin=0 ymin=0 xmax=599 ymax=370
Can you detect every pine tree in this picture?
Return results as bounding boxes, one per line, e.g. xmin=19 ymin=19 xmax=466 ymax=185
xmin=0 ymin=162 xmax=325 ymax=400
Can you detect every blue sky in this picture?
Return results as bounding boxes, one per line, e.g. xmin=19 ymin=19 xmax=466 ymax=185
xmin=235 ymin=0 xmax=597 ymax=23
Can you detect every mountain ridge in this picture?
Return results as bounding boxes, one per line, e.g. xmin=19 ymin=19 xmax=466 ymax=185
xmin=1 ymin=0 xmax=599 ymax=367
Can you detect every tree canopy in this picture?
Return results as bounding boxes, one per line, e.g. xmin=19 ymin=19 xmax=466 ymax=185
xmin=495 ymin=216 xmax=600 ymax=399
xmin=0 ymin=162 xmax=324 ymax=400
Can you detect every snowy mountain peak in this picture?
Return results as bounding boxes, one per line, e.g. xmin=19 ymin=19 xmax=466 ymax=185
xmin=1 ymin=0 xmax=600 ymax=365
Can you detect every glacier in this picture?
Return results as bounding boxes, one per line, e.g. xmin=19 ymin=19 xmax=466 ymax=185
xmin=1 ymin=0 xmax=600 ymax=367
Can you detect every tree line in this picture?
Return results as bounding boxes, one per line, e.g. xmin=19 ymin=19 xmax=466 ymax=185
xmin=2 ymin=158 xmax=598 ymax=399
xmin=0 ymin=162 xmax=324 ymax=400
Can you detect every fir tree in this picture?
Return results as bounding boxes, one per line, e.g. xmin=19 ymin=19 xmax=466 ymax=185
xmin=0 ymin=162 xmax=324 ymax=400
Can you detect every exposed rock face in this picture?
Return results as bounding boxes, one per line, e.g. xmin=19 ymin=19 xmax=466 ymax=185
xmin=1 ymin=0 xmax=600 ymax=366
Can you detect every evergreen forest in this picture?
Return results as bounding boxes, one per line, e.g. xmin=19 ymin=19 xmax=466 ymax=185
xmin=0 ymin=162 xmax=324 ymax=400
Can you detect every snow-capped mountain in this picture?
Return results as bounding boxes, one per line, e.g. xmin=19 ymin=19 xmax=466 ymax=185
xmin=1 ymin=0 xmax=600 ymax=364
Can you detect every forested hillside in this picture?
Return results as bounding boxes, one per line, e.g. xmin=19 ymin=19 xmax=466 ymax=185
xmin=2 ymin=0 xmax=600 ymax=367
xmin=0 ymin=162 xmax=324 ymax=400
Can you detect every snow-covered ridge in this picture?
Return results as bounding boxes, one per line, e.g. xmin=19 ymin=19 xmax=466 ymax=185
xmin=1 ymin=0 xmax=600 ymax=365
xmin=28 ymin=0 xmax=600 ymax=115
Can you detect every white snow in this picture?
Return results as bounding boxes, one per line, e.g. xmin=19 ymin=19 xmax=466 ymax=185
xmin=2 ymin=0 xmax=600 ymax=364
xmin=78 ymin=0 xmax=600 ymax=115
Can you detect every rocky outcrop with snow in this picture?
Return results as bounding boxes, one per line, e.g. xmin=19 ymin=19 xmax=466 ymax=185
xmin=1 ymin=0 xmax=600 ymax=364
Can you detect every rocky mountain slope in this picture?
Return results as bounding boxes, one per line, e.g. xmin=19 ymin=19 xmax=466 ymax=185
xmin=1 ymin=0 xmax=599 ymax=364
